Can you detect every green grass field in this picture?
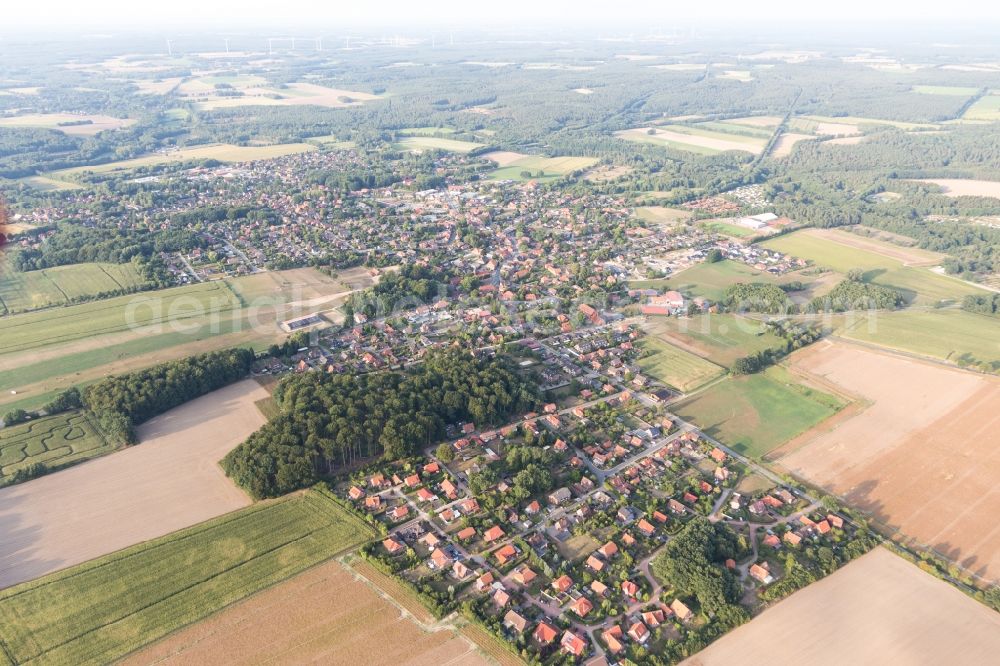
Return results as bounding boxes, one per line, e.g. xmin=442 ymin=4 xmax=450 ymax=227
xmin=0 ymin=488 xmax=374 ymax=666
xmin=635 ymin=206 xmax=691 ymax=225
xmin=701 ymin=220 xmax=759 ymax=238
xmin=672 ymin=365 xmax=845 ymax=458
xmin=838 ymin=308 xmax=1000 ymax=370
xmin=0 ymin=281 xmax=240 ymax=356
xmin=963 ymin=93 xmax=1000 ymax=121
xmin=48 ymin=143 xmax=316 ymax=180
xmin=912 ymin=85 xmax=981 ymax=96
xmin=644 ymin=314 xmax=785 ymax=368
xmin=664 ymin=260 xmax=807 ymax=302
xmin=0 ymin=262 xmax=149 ymax=314
xmin=0 ymin=411 xmax=111 ymax=483
xmin=489 ymin=155 xmax=598 ymax=181
xmin=395 ymin=135 xmax=485 ymax=153
xmin=637 ymin=336 xmax=725 ymax=392
xmin=761 ymin=230 xmax=987 ymax=305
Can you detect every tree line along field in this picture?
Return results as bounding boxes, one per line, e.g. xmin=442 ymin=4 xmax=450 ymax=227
xmin=0 ymin=488 xmax=374 ymax=666
xmin=0 ymin=411 xmax=110 ymax=484
xmin=637 ymin=335 xmax=725 ymax=392
xmin=671 ymin=365 xmax=847 ymax=458
xmin=0 ymin=261 xmax=149 ymax=315
xmin=761 ymin=229 xmax=988 ymax=305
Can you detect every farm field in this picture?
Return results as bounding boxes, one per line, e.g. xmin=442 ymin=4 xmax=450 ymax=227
xmin=637 ymin=336 xmax=726 ymax=392
xmin=777 ymin=341 xmax=1000 ymax=581
xmin=962 ymin=92 xmax=1000 ymax=121
xmin=699 ymin=218 xmax=759 ymax=238
xmin=485 ymin=153 xmax=598 ymax=181
xmin=770 ymin=132 xmax=813 ymax=157
xmin=0 ymin=411 xmax=110 ymax=484
xmin=0 ymin=488 xmax=374 ymax=666
xmin=0 ymin=379 xmax=268 ymax=589
xmin=761 ymin=228 xmax=987 ymax=304
xmin=122 ymin=559 xmax=489 ymax=666
xmin=49 ymin=142 xmax=316 ymax=179
xmin=635 ymin=206 xmax=691 ymax=225
xmin=838 ymin=309 xmax=1000 ymax=370
xmin=913 ymin=178 xmax=1000 ymax=199
xmin=665 ymin=259 xmax=813 ymax=302
xmin=617 ymin=126 xmax=767 ymax=155
xmin=798 ymin=114 xmax=939 ymax=131
xmin=0 ymin=112 xmax=135 ymax=135
xmin=912 ymin=85 xmax=982 ymax=95
xmin=0 ymin=280 xmax=241 ymax=356
xmin=395 ymin=135 xmax=485 ymax=153
xmin=9 ymin=175 xmax=82 ymax=191
xmin=0 ymin=262 xmax=148 ymax=315
xmin=683 ymin=547 xmax=1000 ymax=666
xmin=227 ymin=266 xmax=375 ymax=305
xmin=642 ymin=314 xmax=785 ymax=368
xmin=189 ymin=82 xmax=380 ymax=110
xmin=672 ymin=365 xmax=845 ymax=458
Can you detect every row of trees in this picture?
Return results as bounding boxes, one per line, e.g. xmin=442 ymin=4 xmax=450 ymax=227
xmin=805 ymin=277 xmax=903 ymax=313
xmin=222 ymin=349 xmax=537 ymax=499
xmin=83 ymin=348 xmax=256 ymax=444
xmin=963 ymin=293 xmax=1000 ymax=317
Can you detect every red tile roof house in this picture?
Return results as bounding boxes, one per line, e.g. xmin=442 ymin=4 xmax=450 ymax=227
xmin=388 ymin=505 xmax=409 ymax=521
xmin=416 ymin=488 xmax=436 ymax=502
xmin=586 ymin=555 xmax=606 ymax=572
xmin=430 ymin=548 xmax=451 ymax=569
xmin=383 ymin=538 xmax=405 ymax=555
xmin=494 ymin=543 xmax=518 ymax=565
xmin=511 ymin=565 xmax=538 ymax=585
xmin=670 ymin=598 xmax=693 ymax=622
xmin=628 ymin=621 xmax=650 ymax=644
xmin=570 ymin=596 xmax=594 ymax=618
xmin=560 ymin=630 xmax=588 ymax=657
xmin=598 ymin=541 xmax=619 ymax=558
xmin=475 ymin=571 xmax=495 ymax=592
xmin=423 ymin=461 xmax=440 ymax=475
xmin=525 ymin=500 xmax=541 ymax=515
xmin=534 ymin=621 xmax=559 ymax=646
xmin=456 ymin=526 xmax=476 ymax=542
xmin=749 ymin=562 xmax=774 ymax=584
xmin=404 ymin=474 xmax=421 ymax=488
xmin=637 ymin=518 xmax=656 ymax=537
xmin=762 ymin=533 xmax=781 ymax=548
xmin=591 ymin=580 xmax=609 ymax=597
xmin=828 ymin=513 xmax=845 ymax=529
xmin=552 ymin=574 xmax=574 ymax=593
xmin=452 ymin=560 xmax=471 ymax=579
xmin=621 ymin=580 xmax=639 ymax=598
xmin=348 ymin=486 xmax=365 ymax=501
xmin=484 ymin=525 xmax=506 ymax=542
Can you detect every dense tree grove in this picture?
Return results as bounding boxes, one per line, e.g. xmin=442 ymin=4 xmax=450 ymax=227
xmin=652 ymin=518 xmax=745 ymax=613
xmin=222 ymin=349 xmax=537 ymax=499
xmin=963 ymin=293 xmax=1000 ymax=316
xmin=13 ymin=225 xmax=205 ymax=272
xmin=806 ymin=278 xmax=903 ymax=312
xmin=82 ymin=348 xmax=255 ymax=444
xmin=349 ymin=263 xmax=452 ymax=318
xmin=724 ymin=282 xmax=793 ymax=314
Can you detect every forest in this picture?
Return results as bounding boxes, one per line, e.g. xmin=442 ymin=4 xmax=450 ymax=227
xmin=222 ymin=349 xmax=537 ymax=499
xmin=82 ymin=347 xmax=256 ymax=444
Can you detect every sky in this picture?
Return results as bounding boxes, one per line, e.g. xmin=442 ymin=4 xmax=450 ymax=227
xmin=4 ymin=0 xmax=1000 ymax=31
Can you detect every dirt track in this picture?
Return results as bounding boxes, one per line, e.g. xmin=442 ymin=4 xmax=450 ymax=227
xmin=0 ymin=380 xmax=267 ymax=589
xmin=683 ymin=547 xmax=1000 ymax=666
xmin=123 ymin=559 xmax=490 ymax=666
xmin=777 ymin=341 xmax=1000 ymax=581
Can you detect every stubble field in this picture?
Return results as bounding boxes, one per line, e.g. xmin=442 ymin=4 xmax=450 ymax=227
xmin=777 ymin=340 xmax=1000 ymax=581
xmin=0 ymin=379 xmax=268 ymax=589
xmin=683 ymin=547 xmax=1000 ymax=666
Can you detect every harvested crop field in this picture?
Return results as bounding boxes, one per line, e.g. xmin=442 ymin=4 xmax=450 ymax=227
xmin=770 ymin=132 xmax=813 ymax=157
xmin=0 ymin=112 xmax=134 ymax=136
xmin=0 ymin=380 xmax=268 ymax=589
xmin=618 ymin=127 xmax=766 ymax=155
xmin=777 ymin=341 xmax=1000 ymax=581
xmin=0 ymin=489 xmax=373 ymax=666
xmin=122 ymin=559 xmax=489 ymax=666
xmin=683 ymin=547 xmax=1000 ymax=666
xmin=914 ymin=178 xmax=1000 ymax=199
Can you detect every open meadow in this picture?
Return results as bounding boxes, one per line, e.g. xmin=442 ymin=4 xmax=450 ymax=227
xmin=777 ymin=340 xmax=1000 ymax=581
xmin=484 ymin=152 xmax=598 ymax=181
xmin=0 ymin=411 xmax=110 ymax=484
xmin=0 ymin=380 xmax=268 ymax=589
xmin=672 ymin=365 xmax=845 ymax=458
xmin=0 ymin=261 xmax=148 ymax=315
xmin=636 ymin=335 xmax=725 ymax=392
xmin=395 ymin=135 xmax=485 ymax=153
xmin=48 ymin=143 xmax=316 ymax=181
xmin=762 ymin=228 xmax=987 ymax=305
xmin=0 ymin=113 xmax=134 ymax=136
xmin=913 ymin=178 xmax=1000 ymax=199
xmin=838 ymin=308 xmax=1000 ymax=370
xmin=642 ymin=314 xmax=785 ymax=368
xmin=962 ymin=92 xmax=1000 ymax=121
xmin=663 ymin=259 xmax=821 ymax=303
xmin=123 ymin=559 xmax=491 ymax=666
xmin=0 ymin=488 xmax=373 ymax=666
xmin=683 ymin=547 xmax=1000 ymax=666
xmin=617 ymin=126 xmax=767 ymax=155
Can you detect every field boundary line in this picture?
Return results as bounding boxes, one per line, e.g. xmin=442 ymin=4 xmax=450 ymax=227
xmin=97 ymin=263 xmax=126 ymax=290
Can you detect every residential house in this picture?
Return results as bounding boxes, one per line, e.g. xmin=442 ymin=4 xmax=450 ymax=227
xmin=504 ymin=610 xmax=529 ymax=634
